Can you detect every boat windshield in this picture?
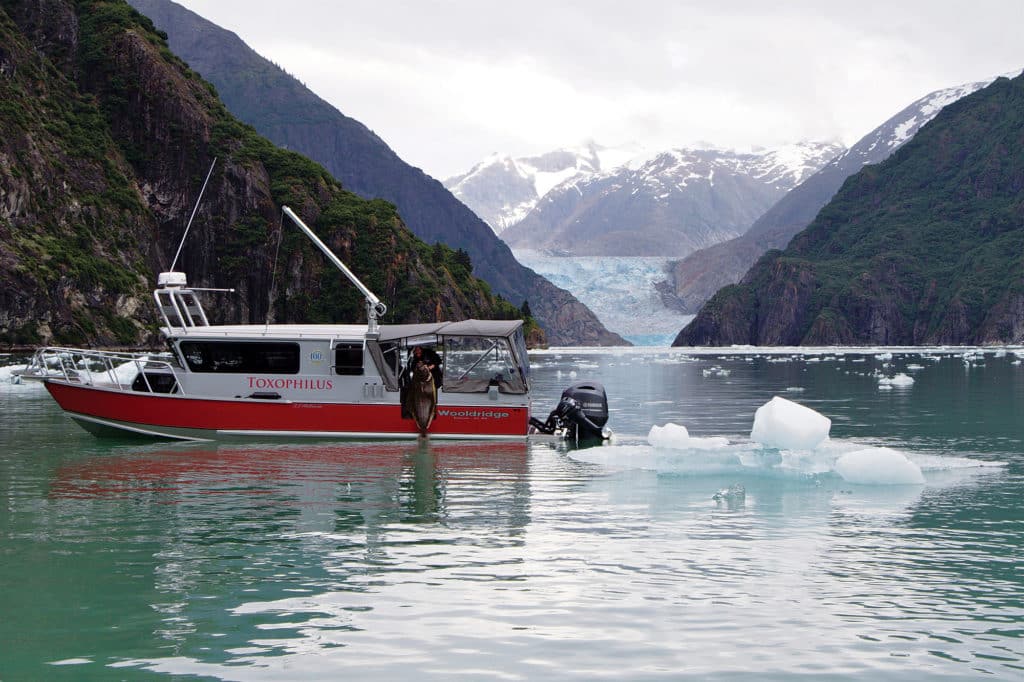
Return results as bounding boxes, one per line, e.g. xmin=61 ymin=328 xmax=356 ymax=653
xmin=442 ymin=334 xmax=528 ymax=394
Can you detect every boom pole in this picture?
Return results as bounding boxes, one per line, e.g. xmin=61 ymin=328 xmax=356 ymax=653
xmin=281 ymin=206 xmax=387 ymax=334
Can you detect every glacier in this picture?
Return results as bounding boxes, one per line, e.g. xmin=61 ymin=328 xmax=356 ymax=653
xmin=514 ymin=250 xmax=693 ymax=345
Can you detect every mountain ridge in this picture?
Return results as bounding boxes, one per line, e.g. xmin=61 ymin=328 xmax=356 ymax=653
xmin=494 ymin=141 xmax=844 ymax=257
xmin=127 ymin=0 xmax=626 ymax=346
xmin=674 ymin=71 xmax=1024 ymax=346
xmin=658 ymin=74 xmax=1009 ymax=314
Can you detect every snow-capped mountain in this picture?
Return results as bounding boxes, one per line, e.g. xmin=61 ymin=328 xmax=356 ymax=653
xmin=498 ymin=141 xmax=845 ymax=257
xmin=444 ymin=142 xmax=644 ymax=234
xmin=659 ymin=71 xmax=1021 ymax=314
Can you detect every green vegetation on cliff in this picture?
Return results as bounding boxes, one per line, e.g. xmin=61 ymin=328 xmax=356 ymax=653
xmin=0 ymin=0 xmax=539 ymax=347
xmin=677 ymin=72 xmax=1024 ymax=346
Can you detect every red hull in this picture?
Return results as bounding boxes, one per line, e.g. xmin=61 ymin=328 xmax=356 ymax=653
xmin=45 ymin=381 xmax=529 ymax=440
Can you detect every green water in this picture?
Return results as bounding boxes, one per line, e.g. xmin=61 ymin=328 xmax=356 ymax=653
xmin=1 ymin=348 xmax=1022 ymax=680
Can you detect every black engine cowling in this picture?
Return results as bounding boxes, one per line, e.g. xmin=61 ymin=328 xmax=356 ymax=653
xmin=530 ymin=381 xmax=610 ymax=442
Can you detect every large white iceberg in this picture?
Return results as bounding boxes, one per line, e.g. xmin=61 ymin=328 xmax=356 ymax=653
xmin=750 ymin=396 xmax=831 ymax=451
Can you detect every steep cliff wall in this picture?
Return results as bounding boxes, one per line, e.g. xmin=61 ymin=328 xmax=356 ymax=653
xmin=0 ymin=0 xmax=536 ymax=347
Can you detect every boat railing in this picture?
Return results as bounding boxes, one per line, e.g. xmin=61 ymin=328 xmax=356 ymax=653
xmin=28 ymin=347 xmax=182 ymax=394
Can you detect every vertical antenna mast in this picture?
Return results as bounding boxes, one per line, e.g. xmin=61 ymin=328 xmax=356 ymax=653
xmin=170 ymin=157 xmax=217 ymax=272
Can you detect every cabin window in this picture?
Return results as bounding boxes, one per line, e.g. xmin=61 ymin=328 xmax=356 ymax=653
xmin=179 ymin=341 xmax=300 ymax=374
xmin=334 ymin=343 xmax=364 ymax=376
xmin=442 ymin=336 xmax=527 ymax=394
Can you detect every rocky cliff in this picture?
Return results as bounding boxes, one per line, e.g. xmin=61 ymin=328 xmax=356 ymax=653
xmin=0 ymin=0 xmax=538 ymax=347
xmin=126 ymin=0 xmax=625 ymax=346
xmin=675 ymin=72 xmax=1024 ymax=346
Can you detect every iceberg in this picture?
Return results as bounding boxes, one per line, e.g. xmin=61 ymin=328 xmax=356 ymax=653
xmin=878 ymin=373 xmax=914 ymax=388
xmin=648 ymin=423 xmax=730 ymax=450
xmin=834 ymin=447 xmax=925 ymax=485
xmin=750 ymin=396 xmax=831 ymax=451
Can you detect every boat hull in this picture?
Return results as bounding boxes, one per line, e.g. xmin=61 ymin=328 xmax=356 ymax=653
xmin=45 ymin=380 xmax=529 ymax=442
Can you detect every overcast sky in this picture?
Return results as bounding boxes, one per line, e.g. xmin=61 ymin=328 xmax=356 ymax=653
xmin=173 ymin=0 xmax=1024 ymax=180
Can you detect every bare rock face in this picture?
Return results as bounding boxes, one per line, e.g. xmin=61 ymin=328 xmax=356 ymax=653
xmin=0 ymin=0 xmax=549 ymax=347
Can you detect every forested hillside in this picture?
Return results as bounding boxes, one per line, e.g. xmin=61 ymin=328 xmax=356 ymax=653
xmin=0 ymin=0 xmax=537 ymax=347
xmin=676 ymin=73 xmax=1024 ymax=346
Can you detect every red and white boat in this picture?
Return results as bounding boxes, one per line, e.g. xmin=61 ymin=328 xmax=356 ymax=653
xmin=31 ymin=207 xmax=537 ymax=442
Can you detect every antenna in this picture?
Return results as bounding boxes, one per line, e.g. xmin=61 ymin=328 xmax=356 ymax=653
xmin=170 ymin=157 xmax=217 ymax=272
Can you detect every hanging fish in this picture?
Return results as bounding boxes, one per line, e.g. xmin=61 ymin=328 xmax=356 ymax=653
xmin=408 ymin=362 xmax=437 ymax=435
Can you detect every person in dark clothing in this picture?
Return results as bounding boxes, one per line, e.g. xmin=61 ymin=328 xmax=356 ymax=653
xmin=411 ymin=345 xmax=443 ymax=387
xmin=400 ymin=345 xmax=443 ymax=421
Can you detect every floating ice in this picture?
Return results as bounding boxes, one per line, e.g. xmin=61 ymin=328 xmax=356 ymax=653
xmin=0 ymin=364 xmax=26 ymax=383
xmin=0 ymin=364 xmax=45 ymax=392
xmin=648 ymin=423 xmax=730 ymax=450
xmin=834 ymin=447 xmax=925 ymax=485
xmin=750 ymin=396 xmax=831 ymax=451
xmin=878 ymin=373 xmax=914 ymax=388
xmin=713 ymin=484 xmax=745 ymax=501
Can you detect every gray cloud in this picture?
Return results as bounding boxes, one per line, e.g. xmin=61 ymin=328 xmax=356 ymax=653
xmin=174 ymin=0 xmax=1024 ymax=178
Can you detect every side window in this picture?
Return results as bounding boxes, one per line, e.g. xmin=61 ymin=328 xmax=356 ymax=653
xmin=334 ymin=343 xmax=364 ymax=376
xmin=179 ymin=342 xmax=300 ymax=374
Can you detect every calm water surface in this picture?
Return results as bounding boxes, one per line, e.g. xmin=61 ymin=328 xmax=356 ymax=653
xmin=1 ymin=347 xmax=1022 ymax=680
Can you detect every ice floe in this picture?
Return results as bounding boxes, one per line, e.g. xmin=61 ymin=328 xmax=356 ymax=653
xmin=877 ymin=373 xmax=914 ymax=388
xmin=572 ymin=396 xmax=1002 ymax=486
xmin=648 ymin=423 xmax=729 ymax=450
xmin=834 ymin=447 xmax=925 ymax=485
xmin=750 ymin=395 xmax=831 ymax=451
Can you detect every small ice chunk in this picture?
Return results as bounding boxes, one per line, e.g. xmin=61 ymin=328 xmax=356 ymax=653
xmin=648 ymin=423 xmax=691 ymax=448
xmin=648 ymin=423 xmax=729 ymax=450
xmin=750 ymin=396 xmax=831 ymax=451
xmin=878 ymin=373 xmax=914 ymax=388
xmin=713 ymin=484 xmax=745 ymax=501
xmin=834 ymin=447 xmax=925 ymax=485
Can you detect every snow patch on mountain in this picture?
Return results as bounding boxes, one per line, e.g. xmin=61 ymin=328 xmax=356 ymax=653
xmin=445 ymin=141 xmax=647 ymax=234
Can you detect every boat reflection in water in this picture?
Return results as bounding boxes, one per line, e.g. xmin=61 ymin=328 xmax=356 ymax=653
xmin=50 ymin=439 xmax=530 ymax=526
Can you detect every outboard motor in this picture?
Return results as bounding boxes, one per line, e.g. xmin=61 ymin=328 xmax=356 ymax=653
xmin=530 ymin=381 xmax=611 ymax=443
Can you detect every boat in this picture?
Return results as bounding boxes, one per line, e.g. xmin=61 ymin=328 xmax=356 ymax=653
xmin=28 ymin=206 xmax=610 ymax=443
xmin=29 ymin=207 xmax=537 ymax=441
